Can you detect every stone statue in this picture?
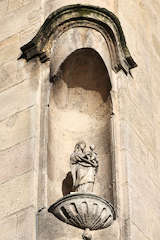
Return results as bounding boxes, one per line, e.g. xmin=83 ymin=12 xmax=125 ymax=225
xmin=49 ymin=141 xmax=115 ymax=240
xmin=70 ymin=141 xmax=98 ymax=193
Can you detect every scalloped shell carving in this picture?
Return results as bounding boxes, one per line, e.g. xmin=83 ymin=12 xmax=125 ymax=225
xmin=48 ymin=193 xmax=115 ymax=231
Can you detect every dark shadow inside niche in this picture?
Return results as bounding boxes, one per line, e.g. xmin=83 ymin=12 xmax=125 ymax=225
xmin=62 ymin=171 xmax=73 ymax=196
xmin=48 ymin=47 xmax=113 ymax=204
xmin=53 ymin=48 xmax=112 ymax=103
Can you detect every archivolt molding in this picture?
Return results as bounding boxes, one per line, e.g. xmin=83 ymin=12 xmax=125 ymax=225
xmin=19 ymin=4 xmax=137 ymax=74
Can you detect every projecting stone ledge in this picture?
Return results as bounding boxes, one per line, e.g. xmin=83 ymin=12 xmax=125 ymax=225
xmin=19 ymin=4 xmax=137 ymax=75
xmin=48 ymin=193 xmax=115 ymax=240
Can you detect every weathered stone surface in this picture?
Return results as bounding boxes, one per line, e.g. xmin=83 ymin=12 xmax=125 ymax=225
xmin=121 ymin=123 xmax=159 ymax=185
xmin=44 ymin=0 xmax=116 ymax=18
xmin=130 ymin=222 xmax=149 ymax=240
xmin=20 ymin=22 xmax=40 ymax=46
xmin=38 ymin=209 xmax=82 ymax=240
xmin=0 ymin=34 xmax=20 ymax=65
xmin=123 ymin=150 xmax=160 ymax=240
xmin=0 ymin=171 xmax=34 ymax=219
xmin=0 ymin=58 xmax=40 ymax=93
xmin=48 ymin=193 xmax=115 ymax=231
xmin=20 ymin=4 xmax=136 ymax=73
xmin=17 ymin=207 xmax=36 ymax=240
xmin=38 ymin=209 xmax=118 ymax=240
xmin=0 ymin=214 xmax=17 ymax=240
xmin=17 ymin=58 xmax=40 ymax=82
xmin=50 ymin=28 xmax=112 ymax=79
xmin=0 ymin=61 xmax=17 ymax=93
xmin=8 ymin=0 xmax=22 ymax=12
xmin=0 ymin=1 xmax=40 ymax=41
xmin=119 ymin=93 xmax=155 ymax=154
xmin=70 ymin=141 xmax=98 ymax=193
xmin=0 ymin=1 xmax=160 ymax=240
xmin=0 ymin=138 xmax=34 ymax=184
xmin=0 ymin=0 xmax=8 ymax=17
xmin=0 ymin=207 xmax=36 ymax=240
xmin=128 ymin=152 xmax=160 ymax=207
xmin=7 ymin=0 xmax=33 ymax=12
xmin=0 ymin=79 xmax=38 ymax=121
xmin=130 ymin=185 xmax=160 ymax=240
xmin=117 ymin=2 xmax=160 ymax=239
xmin=0 ymin=107 xmax=36 ymax=151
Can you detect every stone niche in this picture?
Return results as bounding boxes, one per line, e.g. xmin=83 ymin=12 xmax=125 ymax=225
xmin=19 ymin=5 xmax=137 ymax=240
xmin=48 ymin=48 xmax=113 ymax=204
xmin=42 ymin=48 xmax=114 ymax=240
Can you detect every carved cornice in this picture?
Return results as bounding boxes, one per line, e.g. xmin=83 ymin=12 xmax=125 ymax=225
xmin=19 ymin=4 xmax=137 ymax=74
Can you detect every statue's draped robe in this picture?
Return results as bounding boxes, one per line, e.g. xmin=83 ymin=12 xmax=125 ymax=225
xmin=70 ymin=152 xmax=97 ymax=192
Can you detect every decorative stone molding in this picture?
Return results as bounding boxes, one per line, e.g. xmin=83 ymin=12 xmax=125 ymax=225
xmin=19 ymin=4 xmax=137 ymax=74
xmin=48 ymin=193 xmax=115 ymax=239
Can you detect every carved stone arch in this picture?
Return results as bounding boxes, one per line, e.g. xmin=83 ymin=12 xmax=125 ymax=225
xmin=49 ymin=29 xmax=113 ymax=82
xmin=19 ymin=4 xmax=137 ymax=74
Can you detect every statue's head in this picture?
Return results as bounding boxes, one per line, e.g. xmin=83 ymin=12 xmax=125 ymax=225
xmin=90 ymin=144 xmax=95 ymax=151
xmin=75 ymin=141 xmax=86 ymax=152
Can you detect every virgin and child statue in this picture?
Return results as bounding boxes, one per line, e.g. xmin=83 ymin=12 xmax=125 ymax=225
xmin=70 ymin=141 xmax=98 ymax=193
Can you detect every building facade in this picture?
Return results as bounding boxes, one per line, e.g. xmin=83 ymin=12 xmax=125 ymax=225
xmin=0 ymin=0 xmax=160 ymax=240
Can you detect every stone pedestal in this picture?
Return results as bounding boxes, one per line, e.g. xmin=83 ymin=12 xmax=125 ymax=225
xmin=48 ymin=193 xmax=115 ymax=239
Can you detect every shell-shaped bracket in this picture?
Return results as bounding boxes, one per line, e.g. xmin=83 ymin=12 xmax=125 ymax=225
xmin=48 ymin=193 xmax=116 ymax=231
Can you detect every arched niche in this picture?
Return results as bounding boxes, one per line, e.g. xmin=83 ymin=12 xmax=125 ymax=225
xmin=19 ymin=5 xmax=137 ymax=240
xmin=48 ymin=48 xmax=113 ymax=206
xmin=50 ymin=27 xmax=112 ymax=86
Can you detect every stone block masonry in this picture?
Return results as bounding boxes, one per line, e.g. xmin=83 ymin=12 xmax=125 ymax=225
xmin=0 ymin=1 xmax=160 ymax=240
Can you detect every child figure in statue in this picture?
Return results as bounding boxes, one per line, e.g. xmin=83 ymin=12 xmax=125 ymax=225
xmin=86 ymin=144 xmax=98 ymax=170
xmin=70 ymin=141 xmax=98 ymax=193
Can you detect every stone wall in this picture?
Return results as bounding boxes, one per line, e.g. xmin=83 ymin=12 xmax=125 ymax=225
xmin=118 ymin=1 xmax=160 ymax=239
xmin=0 ymin=1 xmax=41 ymax=239
xmin=0 ymin=0 xmax=160 ymax=240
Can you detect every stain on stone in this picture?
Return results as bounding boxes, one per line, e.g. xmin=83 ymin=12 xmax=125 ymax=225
xmin=152 ymin=34 xmax=160 ymax=58
xmin=6 ymin=113 xmax=17 ymax=127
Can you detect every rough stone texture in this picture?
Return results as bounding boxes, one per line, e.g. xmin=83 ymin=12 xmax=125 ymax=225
xmin=43 ymin=0 xmax=116 ymax=18
xmin=0 ymin=207 xmax=36 ymax=240
xmin=0 ymin=34 xmax=20 ymax=65
xmin=48 ymin=193 xmax=115 ymax=232
xmin=0 ymin=58 xmax=40 ymax=93
xmin=0 ymin=1 xmax=40 ymax=236
xmin=0 ymin=0 xmax=160 ymax=240
xmin=0 ymin=79 xmax=38 ymax=121
xmin=0 ymin=0 xmax=40 ymax=41
xmin=0 ymin=171 xmax=34 ymax=218
xmin=0 ymin=138 xmax=34 ymax=184
xmin=20 ymin=4 xmax=136 ymax=73
xmin=50 ymin=28 xmax=112 ymax=79
xmin=0 ymin=214 xmax=17 ymax=240
xmin=16 ymin=207 xmax=36 ymax=240
xmin=117 ymin=1 xmax=160 ymax=239
xmin=0 ymin=107 xmax=36 ymax=151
